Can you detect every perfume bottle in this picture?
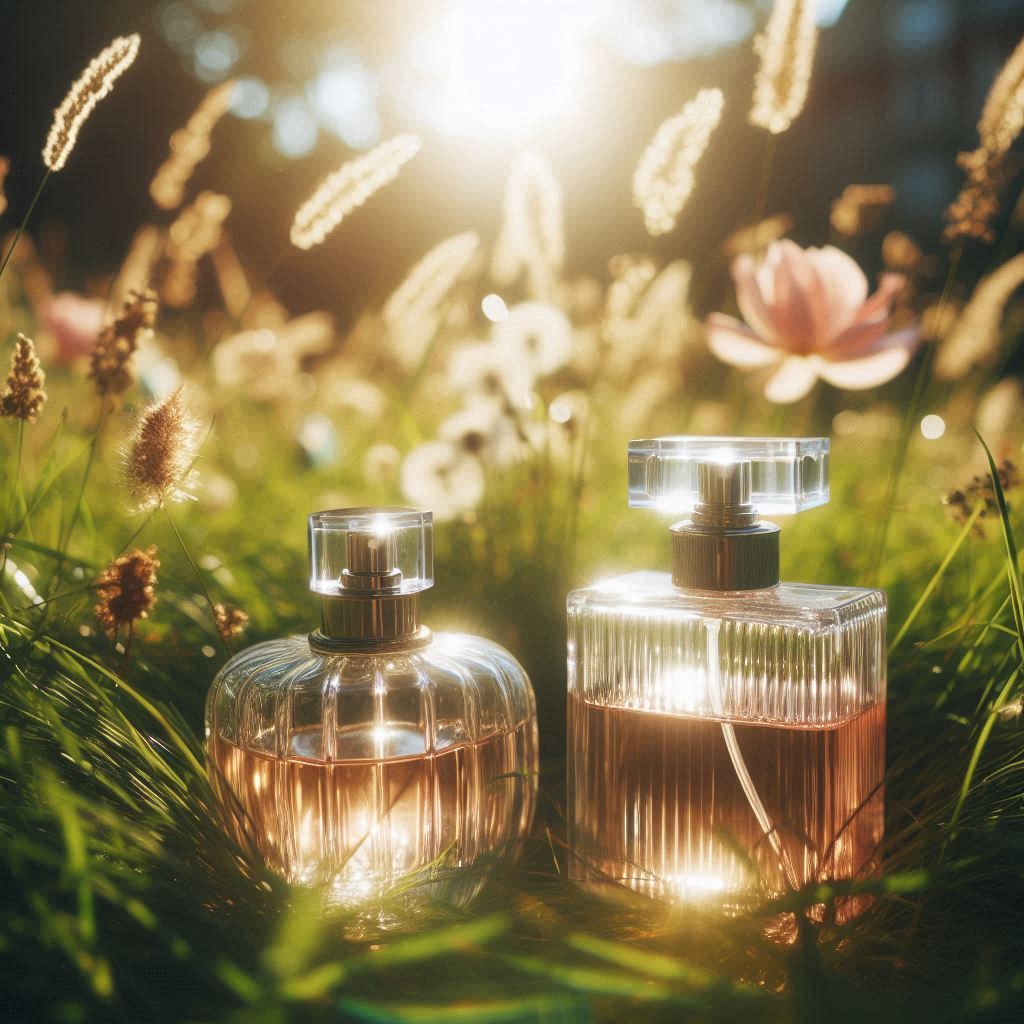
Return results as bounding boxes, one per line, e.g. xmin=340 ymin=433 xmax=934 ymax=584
xmin=567 ymin=438 xmax=885 ymax=917
xmin=206 ymin=508 xmax=538 ymax=915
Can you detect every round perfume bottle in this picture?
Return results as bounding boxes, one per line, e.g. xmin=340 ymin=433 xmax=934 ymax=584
xmin=206 ymin=508 xmax=538 ymax=915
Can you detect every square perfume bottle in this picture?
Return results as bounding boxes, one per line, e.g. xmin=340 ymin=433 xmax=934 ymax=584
xmin=567 ymin=438 xmax=886 ymax=916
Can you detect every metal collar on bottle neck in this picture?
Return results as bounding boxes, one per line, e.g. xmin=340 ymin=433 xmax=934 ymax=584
xmin=308 ymin=527 xmax=433 ymax=654
xmin=669 ymin=459 xmax=781 ymax=591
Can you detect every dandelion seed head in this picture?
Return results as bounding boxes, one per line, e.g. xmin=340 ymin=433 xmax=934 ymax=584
xmin=448 ymin=341 xmax=535 ymax=410
xmin=94 ymin=546 xmax=159 ymax=638
xmin=749 ymin=0 xmax=818 ymax=135
xmin=632 ymin=88 xmax=724 ymax=237
xmin=123 ymin=385 xmax=201 ymax=511
xmin=43 ymin=34 xmax=141 ymax=172
xmin=493 ymin=301 xmax=573 ymax=377
xmin=290 ymin=134 xmax=421 ymax=251
xmin=400 ymin=440 xmax=484 ymax=521
xmin=363 ymin=443 xmax=401 ymax=484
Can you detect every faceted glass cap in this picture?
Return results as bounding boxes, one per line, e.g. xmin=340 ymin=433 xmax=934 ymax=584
xmin=628 ymin=436 xmax=829 ymax=515
xmin=308 ymin=507 xmax=434 ymax=596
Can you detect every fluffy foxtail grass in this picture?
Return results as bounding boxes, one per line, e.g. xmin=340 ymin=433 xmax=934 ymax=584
xmin=934 ymin=250 xmax=1024 ymax=380
xmin=150 ymin=80 xmax=237 ymax=211
xmin=977 ymin=35 xmax=1024 ymax=157
xmin=290 ymin=134 xmax=422 ymax=251
xmin=632 ymin=88 xmax=724 ymax=237
xmin=43 ymin=34 xmax=141 ymax=172
xmin=384 ymin=231 xmax=481 ymax=328
xmin=492 ymin=151 xmax=566 ymax=294
xmin=122 ymin=386 xmax=201 ymax=512
xmin=749 ymin=0 xmax=818 ymax=135
xmin=945 ymin=37 xmax=1024 ymax=245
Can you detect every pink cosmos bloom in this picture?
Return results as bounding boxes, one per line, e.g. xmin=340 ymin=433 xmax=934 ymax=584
xmin=41 ymin=291 xmax=106 ymax=364
xmin=706 ymin=240 xmax=919 ymax=403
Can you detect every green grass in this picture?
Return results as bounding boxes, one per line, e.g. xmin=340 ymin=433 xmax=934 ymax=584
xmin=2 ymin=399 xmax=1023 ymax=1022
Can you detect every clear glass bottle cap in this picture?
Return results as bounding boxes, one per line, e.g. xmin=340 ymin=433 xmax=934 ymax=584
xmin=308 ymin=508 xmax=434 ymax=596
xmin=628 ymin=437 xmax=829 ymax=515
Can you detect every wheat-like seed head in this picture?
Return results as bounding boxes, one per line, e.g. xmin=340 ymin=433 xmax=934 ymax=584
xmin=978 ymin=36 xmax=1024 ymax=156
xmin=43 ymin=34 xmax=141 ymax=172
xmin=384 ymin=231 xmax=480 ymax=326
xmin=94 ymin=546 xmax=160 ymax=638
xmin=829 ymin=184 xmax=896 ymax=238
xmin=290 ymin=134 xmax=421 ymax=251
xmin=162 ymin=191 xmax=232 ymax=308
xmin=491 ymin=152 xmax=566 ymax=293
xmin=0 ymin=334 xmax=47 ymax=423
xmin=150 ymin=80 xmax=237 ymax=210
xmin=749 ymin=0 xmax=818 ymax=135
xmin=935 ymin=251 xmax=1024 ymax=381
xmin=89 ymin=289 xmax=158 ymax=398
xmin=123 ymin=386 xmax=201 ymax=512
xmin=632 ymin=88 xmax=724 ymax=237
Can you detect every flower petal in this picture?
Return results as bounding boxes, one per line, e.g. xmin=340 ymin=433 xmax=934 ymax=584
xmin=706 ymin=313 xmax=781 ymax=368
xmin=770 ymin=240 xmax=821 ymax=354
xmin=827 ymin=323 xmax=919 ymax=363
xmin=853 ymin=272 xmax=906 ymax=325
xmin=804 ymin=245 xmax=869 ymax=340
xmin=732 ymin=253 xmax=781 ymax=343
xmin=817 ymin=338 xmax=917 ymax=390
xmin=764 ymin=356 xmax=819 ymax=403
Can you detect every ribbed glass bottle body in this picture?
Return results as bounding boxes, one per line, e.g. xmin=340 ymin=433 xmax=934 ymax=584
xmin=206 ymin=633 xmax=537 ymax=914
xmin=567 ymin=571 xmax=886 ymax=911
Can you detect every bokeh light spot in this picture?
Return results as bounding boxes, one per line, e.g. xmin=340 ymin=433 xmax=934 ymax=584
xmin=232 ymin=77 xmax=269 ymax=119
xmin=272 ymin=98 xmax=318 ymax=157
xmin=920 ymin=414 xmax=946 ymax=440
xmin=482 ymin=294 xmax=509 ymax=322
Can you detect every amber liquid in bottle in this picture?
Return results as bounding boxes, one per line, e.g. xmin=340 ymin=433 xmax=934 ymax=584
xmin=568 ymin=694 xmax=885 ymax=918
xmin=210 ymin=720 xmax=535 ymax=907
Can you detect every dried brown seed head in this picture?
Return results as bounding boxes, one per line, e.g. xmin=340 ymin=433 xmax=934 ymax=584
xmin=0 ymin=334 xmax=47 ymax=423
xmin=89 ymin=289 xmax=158 ymax=398
xmin=94 ymin=545 xmax=159 ymax=637
xmin=213 ymin=603 xmax=249 ymax=641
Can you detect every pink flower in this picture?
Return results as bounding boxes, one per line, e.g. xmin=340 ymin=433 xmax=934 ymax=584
xmin=706 ymin=240 xmax=919 ymax=403
xmin=40 ymin=291 xmax=106 ymax=365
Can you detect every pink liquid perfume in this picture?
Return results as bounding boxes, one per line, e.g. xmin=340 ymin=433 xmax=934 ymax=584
xmin=207 ymin=508 xmax=538 ymax=917
xmin=567 ymin=438 xmax=885 ymax=918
